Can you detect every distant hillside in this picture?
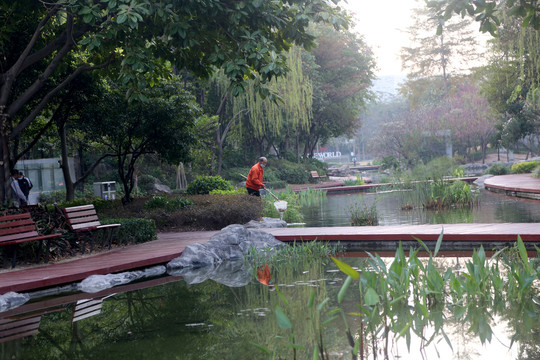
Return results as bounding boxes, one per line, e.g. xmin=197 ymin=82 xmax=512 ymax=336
xmin=371 ymin=74 xmax=406 ymax=101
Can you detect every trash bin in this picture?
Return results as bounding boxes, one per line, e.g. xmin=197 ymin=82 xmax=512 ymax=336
xmin=93 ymin=181 xmax=116 ymax=200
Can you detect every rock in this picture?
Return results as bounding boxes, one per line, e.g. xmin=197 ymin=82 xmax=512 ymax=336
xmin=166 ymin=224 xmax=285 ymax=272
xmin=149 ymin=182 xmax=172 ymax=194
xmin=245 ymin=217 xmax=287 ymax=228
xmin=78 ymin=266 xmax=166 ymax=293
xmin=0 ymin=292 xmax=30 ymax=312
xmin=473 ymin=174 xmax=494 ymax=188
xmin=169 ymin=260 xmax=252 ymax=287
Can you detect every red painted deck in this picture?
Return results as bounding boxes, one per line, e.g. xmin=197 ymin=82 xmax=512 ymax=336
xmin=484 ymin=173 xmax=540 ymax=199
xmin=0 ymin=174 xmax=538 ymax=296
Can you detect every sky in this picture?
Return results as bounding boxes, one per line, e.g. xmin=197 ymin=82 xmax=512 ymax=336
xmin=343 ymin=0 xmax=421 ymax=77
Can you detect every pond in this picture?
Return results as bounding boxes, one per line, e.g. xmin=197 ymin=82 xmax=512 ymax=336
xmin=300 ymin=188 xmax=540 ymax=226
xmin=1 ymin=252 xmax=538 ymax=360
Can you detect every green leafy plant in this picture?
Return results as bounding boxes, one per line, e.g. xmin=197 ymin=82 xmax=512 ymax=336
xmin=511 ymin=160 xmax=540 ymax=174
xmin=143 ymin=195 xmax=193 ymax=212
xmin=186 ymin=175 xmax=232 ymax=195
xmin=350 ymin=197 xmax=379 ymax=226
xmin=485 ymin=163 xmax=511 ymax=175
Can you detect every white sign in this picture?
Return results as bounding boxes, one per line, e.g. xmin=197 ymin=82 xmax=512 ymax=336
xmin=314 ymin=151 xmax=342 ymax=159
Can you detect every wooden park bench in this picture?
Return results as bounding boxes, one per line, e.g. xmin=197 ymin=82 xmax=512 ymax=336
xmin=0 ymin=212 xmax=62 ymax=268
xmin=310 ymin=170 xmax=327 ymax=179
xmin=63 ymin=204 xmax=121 ymax=254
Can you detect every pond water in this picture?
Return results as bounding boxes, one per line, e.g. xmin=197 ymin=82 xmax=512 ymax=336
xmin=300 ymin=188 xmax=540 ymax=226
xmin=2 ymin=254 xmax=538 ymax=360
xmin=2 ymin=188 xmax=539 ymax=359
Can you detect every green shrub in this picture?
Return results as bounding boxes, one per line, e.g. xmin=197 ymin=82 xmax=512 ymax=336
xmin=144 ymin=195 xmax=193 ymax=211
xmin=137 ymin=174 xmax=157 ymax=193
xmin=485 ymin=163 xmax=511 ymax=175
xmin=147 ymin=194 xmax=262 ymax=230
xmin=186 ymin=175 xmax=232 ymax=195
xmin=101 ymin=218 xmax=157 ymax=244
xmin=210 ymin=188 xmax=247 ymax=195
xmin=511 ymin=160 xmax=540 ymax=174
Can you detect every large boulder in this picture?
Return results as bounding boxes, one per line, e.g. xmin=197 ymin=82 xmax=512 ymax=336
xmin=244 ymin=217 xmax=287 ymax=228
xmin=169 ymin=260 xmax=252 ymax=287
xmin=166 ymin=224 xmax=284 ymax=272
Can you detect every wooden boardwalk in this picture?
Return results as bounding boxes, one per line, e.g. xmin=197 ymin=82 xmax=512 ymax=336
xmin=0 ymin=173 xmax=539 ymax=296
xmin=484 ymin=173 xmax=540 ymax=200
xmin=1 ymin=223 xmax=539 ymax=295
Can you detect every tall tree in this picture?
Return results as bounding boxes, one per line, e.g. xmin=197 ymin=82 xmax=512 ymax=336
xmin=401 ymin=5 xmax=481 ymax=94
xmin=0 ymin=0 xmax=347 ymax=202
xmin=83 ymin=82 xmax=198 ymax=203
xmin=301 ymin=24 xmax=376 ymax=158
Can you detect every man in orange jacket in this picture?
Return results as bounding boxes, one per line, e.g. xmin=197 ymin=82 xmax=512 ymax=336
xmin=245 ymin=156 xmax=267 ymax=196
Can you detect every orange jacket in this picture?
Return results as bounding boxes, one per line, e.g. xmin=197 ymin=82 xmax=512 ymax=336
xmin=246 ymin=162 xmax=264 ymax=190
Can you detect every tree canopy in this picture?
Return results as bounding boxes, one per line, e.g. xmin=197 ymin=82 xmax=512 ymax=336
xmin=0 ymin=0 xmax=348 ymax=201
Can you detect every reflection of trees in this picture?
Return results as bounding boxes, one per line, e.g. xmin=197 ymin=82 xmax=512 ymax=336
xmin=4 ymin=250 xmax=539 ymax=360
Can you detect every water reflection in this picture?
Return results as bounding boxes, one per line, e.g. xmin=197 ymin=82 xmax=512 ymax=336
xmin=1 ymin=252 xmax=538 ymax=360
xmin=301 ymin=189 xmax=540 ymax=226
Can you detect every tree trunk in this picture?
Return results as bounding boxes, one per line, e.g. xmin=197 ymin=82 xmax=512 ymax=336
xmin=58 ymin=121 xmax=75 ymax=201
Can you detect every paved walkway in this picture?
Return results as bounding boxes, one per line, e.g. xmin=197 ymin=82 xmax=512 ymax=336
xmin=1 ymin=174 xmax=539 ymax=295
xmin=484 ymin=173 xmax=540 ymax=200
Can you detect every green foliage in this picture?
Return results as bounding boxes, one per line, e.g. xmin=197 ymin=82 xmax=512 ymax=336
xmin=350 ymin=197 xmax=379 ymax=226
xmin=343 ymin=177 xmax=365 ymax=186
xmin=137 ymin=174 xmax=158 ymax=194
xmin=210 ymin=188 xmax=247 ymax=195
xmin=260 ymin=236 xmax=539 ymax=358
xmin=511 ymin=160 xmax=540 ymax=174
xmin=419 ymin=179 xmax=477 ymax=210
xmin=244 ymin=240 xmax=340 ymax=269
xmin=101 ymin=218 xmax=157 ymax=244
xmin=146 ymin=194 xmax=262 ymax=230
xmin=261 ymin=187 xmax=304 ymax=223
xmin=485 ymin=163 xmax=511 ymax=175
xmin=276 ymin=162 xmax=309 ymax=184
xmin=143 ymin=196 xmax=193 ymax=212
xmin=186 ymin=176 xmax=232 ymax=195
xmin=380 ymin=156 xmax=400 ymax=171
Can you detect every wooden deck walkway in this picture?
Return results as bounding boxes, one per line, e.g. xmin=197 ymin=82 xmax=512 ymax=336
xmin=484 ymin=173 xmax=540 ymax=200
xmin=1 ymin=223 xmax=539 ymax=295
xmin=1 ymin=173 xmax=539 ymax=296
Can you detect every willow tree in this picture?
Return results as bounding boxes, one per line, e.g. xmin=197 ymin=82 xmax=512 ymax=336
xmin=479 ymin=11 xmax=540 ymax=156
xmin=204 ymin=46 xmax=312 ymax=172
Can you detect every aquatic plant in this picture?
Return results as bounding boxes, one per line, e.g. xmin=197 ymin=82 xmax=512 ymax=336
xmin=296 ymin=187 xmax=327 ymax=207
xmin=343 ymin=177 xmax=365 ymax=186
xmin=258 ymin=235 xmax=539 ymax=359
xmin=261 ymin=187 xmax=304 ymax=223
xmin=244 ymin=240 xmax=340 ymax=270
xmin=350 ymin=196 xmax=379 ymax=226
xmin=402 ymin=179 xmax=477 ymax=210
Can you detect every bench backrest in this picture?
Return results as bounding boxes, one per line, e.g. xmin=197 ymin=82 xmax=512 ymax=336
xmin=0 ymin=213 xmax=40 ymax=244
xmin=63 ymin=205 xmax=102 ymax=231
